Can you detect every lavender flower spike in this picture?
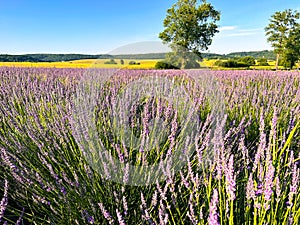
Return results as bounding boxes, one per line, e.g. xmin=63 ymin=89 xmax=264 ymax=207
xmin=116 ymin=209 xmax=126 ymax=225
xmin=225 ymin=155 xmax=236 ymax=201
xmin=0 ymin=180 xmax=8 ymax=222
xmin=246 ymin=173 xmax=255 ymax=200
xmin=287 ymin=165 xmax=299 ymax=208
xmin=263 ymin=160 xmax=275 ymax=202
xmin=208 ymin=189 xmax=219 ymax=225
xmin=98 ymin=203 xmax=114 ymax=224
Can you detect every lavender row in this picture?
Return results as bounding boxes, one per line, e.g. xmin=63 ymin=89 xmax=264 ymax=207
xmin=0 ymin=67 xmax=299 ymax=224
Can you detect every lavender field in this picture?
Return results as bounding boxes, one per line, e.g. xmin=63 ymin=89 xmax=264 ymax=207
xmin=0 ymin=67 xmax=300 ymax=225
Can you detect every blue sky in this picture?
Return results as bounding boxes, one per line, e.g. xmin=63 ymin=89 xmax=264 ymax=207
xmin=0 ymin=0 xmax=299 ymax=54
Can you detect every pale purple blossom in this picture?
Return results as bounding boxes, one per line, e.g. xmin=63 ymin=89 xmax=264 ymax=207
xmin=287 ymin=165 xmax=299 ymax=207
xmin=246 ymin=173 xmax=255 ymax=200
xmin=0 ymin=180 xmax=8 ymax=222
xmin=264 ymin=161 xmax=275 ymax=199
xmin=225 ymin=155 xmax=236 ymax=201
xmin=116 ymin=209 xmax=126 ymax=225
xmin=122 ymin=196 xmax=128 ymax=215
xmin=208 ymin=189 xmax=219 ymax=225
xmin=98 ymin=202 xmax=114 ymax=224
xmin=275 ymin=176 xmax=281 ymax=202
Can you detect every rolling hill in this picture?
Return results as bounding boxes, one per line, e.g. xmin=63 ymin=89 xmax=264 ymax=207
xmin=0 ymin=50 xmax=276 ymax=62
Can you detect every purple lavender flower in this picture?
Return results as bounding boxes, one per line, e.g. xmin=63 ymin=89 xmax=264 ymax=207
xmin=263 ymin=160 xmax=275 ymax=202
xmin=167 ymin=111 xmax=178 ymax=157
xmin=187 ymin=193 xmax=198 ymax=225
xmin=88 ymin=215 xmax=94 ymax=224
xmin=158 ymin=199 xmax=168 ymax=225
xmin=287 ymin=164 xmax=299 ymax=207
xmin=151 ymin=190 xmax=158 ymax=207
xmin=0 ymin=180 xmax=8 ymax=222
xmin=225 ymin=155 xmax=236 ymax=201
xmin=122 ymin=196 xmax=128 ymax=215
xmin=255 ymin=183 xmax=263 ymax=197
xmin=61 ymin=186 xmax=67 ymax=196
xmin=141 ymin=192 xmax=147 ymax=209
xmin=275 ymin=176 xmax=281 ymax=202
xmin=15 ymin=208 xmax=24 ymax=225
xmin=246 ymin=173 xmax=255 ymax=200
xmin=98 ymin=203 xmax=114 ymax=224
xmin=208 ymin=189 xmax=219 ymax=225
xmin=123 ymin=163 xmax=130 ymax=184
xmin=253 ymin=110 xmax=266 ymax=173
xmin=83 ymin=210 xmax=95 ymax=224
xmin=116 ymin=209 xmax=126 ymax=225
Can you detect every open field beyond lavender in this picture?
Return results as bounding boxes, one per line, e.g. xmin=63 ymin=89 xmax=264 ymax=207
xmin=0 ymin=67 xmax=300 ymax=225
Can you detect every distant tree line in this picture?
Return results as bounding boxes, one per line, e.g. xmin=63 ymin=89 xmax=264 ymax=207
xmin=0 ymin=51 xmax=276 ymax=63
xmin=213 ymin=56 xmax=271 ymax=68
xmin=0 ymin=54 xmax=112 ymax=62
xmin=214 ymin=56 xmax=256 ymax=68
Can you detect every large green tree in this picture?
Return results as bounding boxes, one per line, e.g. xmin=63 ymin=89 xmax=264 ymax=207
xmin=265 ymin=9 xmax=300 ymax=69
xmin=159 ymin=0 xmax=220 ymax=69
xmin=281 ymin=24 xmax=300 ymax=69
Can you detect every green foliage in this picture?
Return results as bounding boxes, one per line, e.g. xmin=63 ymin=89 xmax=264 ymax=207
xmin=0 ymin=53 xmax=165 ymax=62
xmin=0 ymin=51 xmax=277 ymax=63
xmin=104 ymin=59 xmax=118 ymax=64
xmin=185 ymin=59 xmax=201 ymax=69
xmin=216 ymin=56 xmax=267 ymax=68
xmin=1 ymin=69 xmax=300 ymax=224
xmin=215 ymin=58 xmax=252 ymax=68
xmin=257 ymin=58 xmax=269 ymax=66
xmin=159 ymin=0 xmax=220 ymax=69
xmin=165 ymin=52 xmax=201 ymax=69
xmin=128 ymin=61 xmax=140 ymax=65
xmin=226 ymin=50 xmax=276 ymax=60
xmin=238 ymin=56 xmax=256 ymax=66
xmin=154 ymin=61 xmax=180 ymax=69
xmin=282 ymin=25 xmax=300 ymax=69
xmin=120 ymin=59 xmax=124 ymax=65
xmin=265 ymin=9 xmax=300 ymax=68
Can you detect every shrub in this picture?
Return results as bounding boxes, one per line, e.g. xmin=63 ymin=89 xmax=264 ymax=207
xmin=216 ymin=59 xmax=250 ymax=68
xmin=213 ymin=60 xmax=223 ymax=66
xmin=128 ymin=61 xmax=140 ymax=65
xmin=257 ymin=58 xmax=269 ymax=66
xmin=238 ymin=56 xmax=256 ymax=66
xmin=154 ymin=61 xmax=180 ymax=69
xmin=104 ymin=59 xmax=117 ymax=64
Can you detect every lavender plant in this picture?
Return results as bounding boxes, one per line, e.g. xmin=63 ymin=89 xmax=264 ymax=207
xmin=0 ymin=67 xmax=299 ymax=224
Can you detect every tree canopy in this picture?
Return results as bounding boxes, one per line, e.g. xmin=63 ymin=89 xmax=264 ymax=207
xmin=159 ymin=0 xmax=220 ymax=69
xmin=265 ymin=9 xmax=300 ymax=69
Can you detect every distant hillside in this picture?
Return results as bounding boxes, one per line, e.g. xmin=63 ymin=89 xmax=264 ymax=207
xmin=112 ymin=53 xmax=166 ymax=60
xmin=0 ymin=50 xmax=276 ymax=62
xmin=225 ymin=50 xmax=276 ymax=60
xmin=0 ymin=54 xmax=112 ymax=62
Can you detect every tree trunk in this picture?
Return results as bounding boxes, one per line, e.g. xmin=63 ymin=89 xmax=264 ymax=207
xmin=275 ymin=53 xmax=280 ymax=70
xmin=181 ymin=57 xmax=187 ymax=69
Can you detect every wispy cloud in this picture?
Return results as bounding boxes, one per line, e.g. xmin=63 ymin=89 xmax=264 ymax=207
xmin=217 ymin=26 xmax=263 ymax=38
xmin=226 ymin=32 xmax=257 ymax=37
xmin=238 ymin=28 xmax=263 ymax=33
xmin=218 ymin=26 xmax=237 ymax=31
